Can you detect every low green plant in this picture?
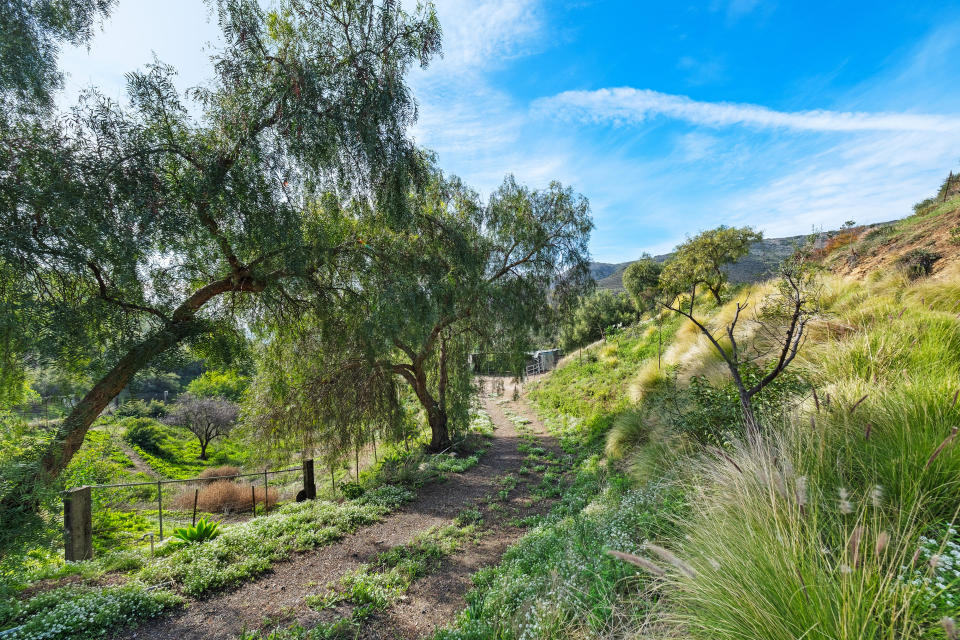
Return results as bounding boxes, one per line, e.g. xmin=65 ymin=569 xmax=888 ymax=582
xmin=310 ymin=524 xmax=473 ymax=611
xmin=171 ymin=518 xmax=221 ymax=544
xmin=895 ymin=248 xmax=941 ymax=279
xmin=0 ymin=584 xmax=181 ymax=640
xmin=339 ymin=482 xmax=364 ymax=499
xmin=140 ymin=487 xmax=413 ymax=597
xmin=123 ymin=418 xmax=167 ymax=455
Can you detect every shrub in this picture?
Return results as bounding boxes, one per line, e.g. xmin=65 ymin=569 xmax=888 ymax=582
xmin=2 ymin=584 xmax=181 ymax=640
xmin=950 ymin=224 xmax=960 ymax=246
xmin=823 ymin=230 xmax=857 ymax=253
xmin=173 ymin=480 xmax=277 ymax=513
xmin=114 ymin=399 xmax=166 ymax=419
xmin=186 ymin=369 xmax=250 ymax=402
xmin=123 ymin=418 xmax=166 ymax=455
xmin=896 ymin=249 xmax=941 ymax=279
xmin=198 ymin=465 xmax=241 ymax=482
xmin=913 ymin=197 xmax=938 ymax=216
xmin=172 ymin=518 xmax=221 ymax=544
xmin=340 ymin=482 xmax=364 ymax=499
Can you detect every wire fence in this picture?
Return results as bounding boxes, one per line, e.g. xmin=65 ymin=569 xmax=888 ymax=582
xmin=13 ymin=392 xmax=175 ymax=423
xmin=78 ymin=466 xmax=306 ymax=556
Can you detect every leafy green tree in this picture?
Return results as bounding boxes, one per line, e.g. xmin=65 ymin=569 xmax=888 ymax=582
xmin=656 ymin=227 xmax=819 ymax=437
xmin=249 ymin=170 xmax=593 ymax=452
xmin=558 ymin=289 xmax=636 ymax=352
xmin=0 ymin=0 xmax=441 ymax=496
xmin=186 ymin=369 xmax=249 ymax=402
xmin=1 ymin=0 xmax=113 ymax=109
xmin=622 ymin=254 xmax=662 ymax=313
xmin=660 ymin=226 xmax=761 ymax=306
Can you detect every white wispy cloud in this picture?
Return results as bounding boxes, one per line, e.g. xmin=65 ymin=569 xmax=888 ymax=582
xmin=533 ymin=87 xmax=960 ymax=133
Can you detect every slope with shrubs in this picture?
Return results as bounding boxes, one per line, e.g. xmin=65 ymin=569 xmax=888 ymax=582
xmin=436 ymin=216 xmax=960 ymax=638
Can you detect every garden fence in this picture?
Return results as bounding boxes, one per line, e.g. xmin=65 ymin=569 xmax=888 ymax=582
xmin=64 ymin=460 xmax=317 ymax=561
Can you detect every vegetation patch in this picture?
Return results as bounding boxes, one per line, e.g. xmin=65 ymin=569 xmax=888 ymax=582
xmin=307 ymin=523 xmax=475 ymax=611
xmin=140 ymin=488 xmax=413 ymax=597
xmin=0 ymin=584 xmax=182 ymax=640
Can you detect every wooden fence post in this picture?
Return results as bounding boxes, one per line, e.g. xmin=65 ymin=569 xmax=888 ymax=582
xmin=302 ymin=459 xmax=316 ymax=500
xmin=64 ymin=486 xmax=92 ymax=561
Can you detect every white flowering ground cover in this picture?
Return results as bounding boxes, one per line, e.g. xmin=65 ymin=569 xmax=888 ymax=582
xmin=1 ymin=584 xmax=182 ymax=640
xmin=139 ymin=484 xmax=414 ymax=597
xmin=902 ymin=524 xmax=960 ymax=616
xmin=0 ymin=486 xmax=414 ymax=639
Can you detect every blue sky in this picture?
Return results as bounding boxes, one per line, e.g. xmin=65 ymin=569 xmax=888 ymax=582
xmin=59 ymin=1 xmax=960 ymax=262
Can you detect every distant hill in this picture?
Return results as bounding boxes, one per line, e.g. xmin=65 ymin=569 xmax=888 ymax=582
xmin=593 ymin=234 xmax=810 ymax=291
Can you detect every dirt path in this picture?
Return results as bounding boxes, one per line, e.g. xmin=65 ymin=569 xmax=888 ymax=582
xmin=116 ymin=439 xmax=163 ymax=479
xmin=121 ymin=384 xmax=560 ymax=640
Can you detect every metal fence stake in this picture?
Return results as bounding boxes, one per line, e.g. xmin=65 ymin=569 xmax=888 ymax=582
xmin=192 ymin=488 xmax=199 ymax=526
xmin=156 ymin=480 xmax=163 ymax=540
xmin=263 ymin=469 xmax=268 ymax=513
xmin=251 ymin=485 xmax=256 ymax=515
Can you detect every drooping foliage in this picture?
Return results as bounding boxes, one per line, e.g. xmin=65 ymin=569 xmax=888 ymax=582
xmin=248 ymin=168 xmax=593 ymax=454
xmin=0 ymin=0 xmax=441 ymax=520
xmin=0 ymin=0 xmax=114 ymax=110
xmin=558 ymin=289 xmax=636 ymax=352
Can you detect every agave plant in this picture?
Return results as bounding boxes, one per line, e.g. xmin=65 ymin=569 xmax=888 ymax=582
xmin=172 ymin=518 xmax=221 ymax=544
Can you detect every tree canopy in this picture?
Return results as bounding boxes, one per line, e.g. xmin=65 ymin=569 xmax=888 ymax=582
xmin=622 ymin=254 xmax=662 ymax=313
xmin=659 ymin=226 xmax=761 ymax=306
xmin=0 ymin=0 xmax=442 ymax=494
xmin=1 ymin=0 xmax=114 ymax=110
xmin=558 ymin=289 xmax=635 ymax=352
xmin=248 ymin=168 xmax=593 ymax=452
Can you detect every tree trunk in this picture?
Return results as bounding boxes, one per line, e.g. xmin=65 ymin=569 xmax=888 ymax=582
xmin=739 ymin=389 xmax=759 ymax=443
xmin=38 ymin=320 xmax=201 ymax=482
xmin=427 ymin=404 xmax=451 ymax=452
xmin=397 ymin=360 xmax=453 ymax=452
xmin=198 ymin=440 xmax=209 ymax=460
xmin=22 ymin=273 xmax=267 ymax=506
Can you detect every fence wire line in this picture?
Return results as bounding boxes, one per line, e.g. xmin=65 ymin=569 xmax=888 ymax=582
xmin=71 ymin=465 xmax=306 ymax=553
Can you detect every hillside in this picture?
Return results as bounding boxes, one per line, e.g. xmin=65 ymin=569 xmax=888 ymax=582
xmin=591 ymin=216 xmax=932 ymax=290
xmin=593 ymin=233 xmax=809 ymax=290
xmin=500 ymin=205 xmax=960 ymax=638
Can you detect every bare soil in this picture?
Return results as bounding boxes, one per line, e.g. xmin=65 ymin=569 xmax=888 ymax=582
xmin=120 ymin=381 xmax=560 ymax=640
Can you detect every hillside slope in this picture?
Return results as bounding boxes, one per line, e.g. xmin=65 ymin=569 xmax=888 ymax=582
xmin=433 ymin=196 xmax=960 ymax=640
xmin=594 ymin=233 xmax=812 ymax=290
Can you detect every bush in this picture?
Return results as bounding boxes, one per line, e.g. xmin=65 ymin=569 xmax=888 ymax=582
xmin=895 ymin=249 xmax=941 ymax=279
xmin=186 ymin=370 xmax=249 ymax=402
xmin=123 ymin=418 xmax=166 ymax=455
xmin=198 ymin=465 xmax=241 ymax=482
xmin=114 ymin=399 xmax=166 ymax=419
xmin=172 ymin=480 xmax=277 ymax=514
xmin=340 ymin=482 xmax=365 ymax=499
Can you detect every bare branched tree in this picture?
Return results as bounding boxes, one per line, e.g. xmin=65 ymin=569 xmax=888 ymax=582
xmin=165 ymin=394 xmax=239 ymax=460
xmin=657 ymin=227 xmax=821 ymax=439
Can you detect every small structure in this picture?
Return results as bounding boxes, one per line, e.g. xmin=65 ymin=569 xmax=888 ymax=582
xmin=470 ymin=349 xmax=563 ymax=376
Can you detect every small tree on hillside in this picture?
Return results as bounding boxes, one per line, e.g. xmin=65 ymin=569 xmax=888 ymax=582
xmin=623 ymin=255 xmax=665 ymax=364
xmin=655 ymin=226 xmax=820 ymax=439
xmin=165 ymin=394 xmax=239 ymax=460
xmin=622 ymin=255 xmax=662 ymax=314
